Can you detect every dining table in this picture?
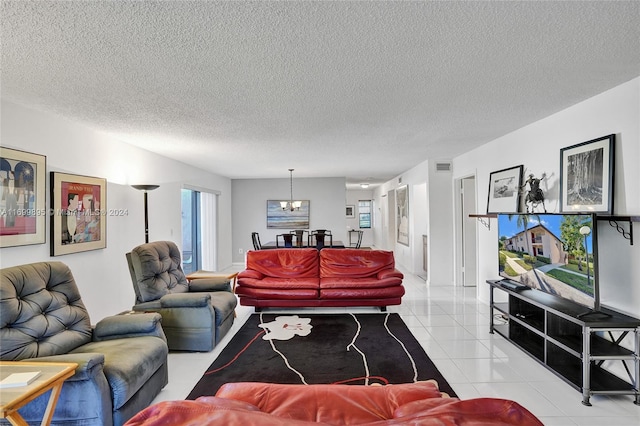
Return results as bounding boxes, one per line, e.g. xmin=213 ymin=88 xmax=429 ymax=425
xmin=261 ymin=240 xmax=345 ymax=249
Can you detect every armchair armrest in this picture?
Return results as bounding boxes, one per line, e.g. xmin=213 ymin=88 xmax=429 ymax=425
xmin=377 ymin=269 xmax=404 ymax=280
xmin=189 ymin=278 xmax=231 ymax=292
xmin=93 ymin=312 xmax=165 ymax=341
xmin=159 ymin=292 xmax=211 ymax=308
xmin=25 ymin=352 xmax=105 ymax=382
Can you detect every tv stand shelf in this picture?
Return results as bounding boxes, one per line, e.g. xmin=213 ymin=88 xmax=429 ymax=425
xmin=488 ymin=279 xmax=640 ymax=406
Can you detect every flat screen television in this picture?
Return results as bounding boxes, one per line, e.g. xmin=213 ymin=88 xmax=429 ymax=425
xmin=497 ymin=213 xmax=600 ymax=312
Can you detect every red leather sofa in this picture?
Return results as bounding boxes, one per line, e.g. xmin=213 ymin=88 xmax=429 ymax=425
xmin=125 ymin=381 xmax=544 ymax=425
xmin=235 ymin=248 xmax=405 ymax=310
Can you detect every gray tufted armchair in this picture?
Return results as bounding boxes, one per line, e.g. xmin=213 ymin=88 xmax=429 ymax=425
xmin=126 ymin=241 xmax=237 ymax=352
xmin=0 ymin=261 xmax=168 ymax=426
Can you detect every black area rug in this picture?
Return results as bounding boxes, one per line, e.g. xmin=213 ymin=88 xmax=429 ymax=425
xmin=187 ymin=313 xmax=456 ymax=399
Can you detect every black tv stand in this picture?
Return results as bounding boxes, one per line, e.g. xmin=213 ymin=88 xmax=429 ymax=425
xmin=488 ymin=279 xmax=640 ymax=406
xmin=577 ymin=310 xmax=613 ymax=320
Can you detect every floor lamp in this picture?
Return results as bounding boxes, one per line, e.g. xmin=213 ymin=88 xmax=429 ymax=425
xmin=132 ymin=184 xmax=159 ymax=243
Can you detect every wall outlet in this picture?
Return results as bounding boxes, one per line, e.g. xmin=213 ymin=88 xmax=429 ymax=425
xmin=239 ymin=248 xmax=243 ymax=254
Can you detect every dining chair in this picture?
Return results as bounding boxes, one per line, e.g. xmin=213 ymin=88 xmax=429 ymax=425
xmin=290 ymin=230 xmax=308 ymax=247
xmin=276 ymin=233 xmax=295 ymax=248
xmin=251 ymin=232 xmax=262 ymax=250
xmin=309 ymin=230 xmax=333 ymax=249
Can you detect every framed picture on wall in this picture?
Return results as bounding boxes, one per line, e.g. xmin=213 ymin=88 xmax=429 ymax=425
xmin=346 ymin=205 xmax=355 ymax=218
xmin=396 ymin=185 xmax=409 ymax=246
xmin=486 ymin=165 xmax=523 ymax=214
xmin=50 ymin=172 xmax=107 ymax=256
xmin=560 ymin=134 xmax=615 ymax=214
xmin=0 ymin=147 xmax=47 ymax=248
xmin=267 ymin=200 xmax=310 ymax=229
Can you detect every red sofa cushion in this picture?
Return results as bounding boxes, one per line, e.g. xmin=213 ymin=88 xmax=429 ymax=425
xmin=125 ymin=381 xmax=544 ymax=425
xmin=319 ymin=249 xmax=402 ymax=279
xmin=243 ymin=249 xmax=319 ymax=279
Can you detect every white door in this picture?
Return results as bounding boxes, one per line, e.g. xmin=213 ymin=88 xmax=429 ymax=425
xmin=460 ymin=177 xmax=478 ymax=287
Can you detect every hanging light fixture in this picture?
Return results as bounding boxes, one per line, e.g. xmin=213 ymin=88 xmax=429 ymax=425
xmin=280 ymin=168 xmax=302 ymax=211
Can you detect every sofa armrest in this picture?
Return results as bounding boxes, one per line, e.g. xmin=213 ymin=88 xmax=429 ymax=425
xmin=377 ymin=268 xmax=404 ymax=280
xmin=24 ymin=352 xmax=105 ymax=382
xmin=159 ymin=292 xmax=211 ymax=308
xmin=93 ymin=312 xmax=165 ymax=341
xmin=238 ymin=270 xmax=264 ymax=280
xmin=189 ymin=278 xmax=231 ymax=292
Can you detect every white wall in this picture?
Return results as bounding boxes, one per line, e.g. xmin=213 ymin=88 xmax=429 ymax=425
xmin=0 ymin=101 xmax=233 ymax=321
xmin=453 ymin=77 xmax=640 ymax=318
xmin=231 ymin=177 xmax=346 ymax=263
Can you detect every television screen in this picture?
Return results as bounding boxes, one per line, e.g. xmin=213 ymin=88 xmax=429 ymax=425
xmin=498 ymin=213 xmax=595 ymax=309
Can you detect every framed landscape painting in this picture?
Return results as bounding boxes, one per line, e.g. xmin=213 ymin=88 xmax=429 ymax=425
xmin=0 ymin=147 xmax=47 ymax=248
xmin=487 ymin=165 xmax=523 ymax=214
xmin=267 ymin=200 xmax=310 ymax=229
xmin=560 ymin=134 xmax=615 ymax=214
xmin=50 ymin=172 xmax=107 ymax=256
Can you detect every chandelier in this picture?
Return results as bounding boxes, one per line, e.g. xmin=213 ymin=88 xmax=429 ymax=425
xmin=281 ymin=168 xmax=302 ymax=211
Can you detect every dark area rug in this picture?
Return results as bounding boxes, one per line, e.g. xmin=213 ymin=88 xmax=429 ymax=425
xmin=187 ymin=313 xmax=456 ymax=399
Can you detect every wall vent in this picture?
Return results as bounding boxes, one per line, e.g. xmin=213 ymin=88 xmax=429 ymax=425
xmin=435 ymin=162 xmax=452 ymax=172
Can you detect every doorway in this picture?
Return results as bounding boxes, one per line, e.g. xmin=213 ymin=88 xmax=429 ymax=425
xmin=455 ymin=176 xmax=477 ymax=287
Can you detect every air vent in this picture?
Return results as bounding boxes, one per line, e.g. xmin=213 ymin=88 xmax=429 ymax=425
xmin=435 ymin=162 xmax=452 ymax=172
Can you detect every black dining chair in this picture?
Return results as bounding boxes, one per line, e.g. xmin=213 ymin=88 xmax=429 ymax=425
xmin=309 ymin=230 xmax=333 ymax=249
xmin=251 ymin=232 xmax=262 ymax=250
xmin=276 ymin=233 xmax=295 ymax=248
xmin=290 ymin=230 xmax=308 ymax=247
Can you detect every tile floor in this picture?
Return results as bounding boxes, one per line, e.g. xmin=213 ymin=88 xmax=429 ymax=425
xmin=151 ymin=265 xmax=640 ymax=425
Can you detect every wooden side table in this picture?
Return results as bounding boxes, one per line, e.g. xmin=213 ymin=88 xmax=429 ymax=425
xmin=0 ymin=361 xmax=77 ymax=426
xmin=186 ymin=270 xmax=239 ymax=291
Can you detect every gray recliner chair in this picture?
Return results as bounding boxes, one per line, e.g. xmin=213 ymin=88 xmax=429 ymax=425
xmin=126 ymin=241 xmax=237 ymax=352
xmin=0 ymin=261 xmax=168 ymax=426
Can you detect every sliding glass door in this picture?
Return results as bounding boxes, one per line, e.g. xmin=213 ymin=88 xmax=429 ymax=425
xmin=181 ymin=188 xmax=218 ymax=274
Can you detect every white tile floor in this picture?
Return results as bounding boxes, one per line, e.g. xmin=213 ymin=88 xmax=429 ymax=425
xmin=152 ymin=265 xmax=640 ymax=425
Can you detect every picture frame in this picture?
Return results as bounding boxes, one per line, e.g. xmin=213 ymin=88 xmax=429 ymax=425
xmin=346 ymin=205 xmax=355 ymax=218
xmin=560 ymin=134 xmax=615 ymax=214
xmin=50 ymin=172 xmax=106 ymax=256
xmin=266 ymin=200 xmax=310 ymax=229
xmin=396 ymin=185 xmax=409 ymax=246
xmin=487 ymin=165 xmax=523 ymax=214
xmin=0 ymin=147 xmax=47 ymax=248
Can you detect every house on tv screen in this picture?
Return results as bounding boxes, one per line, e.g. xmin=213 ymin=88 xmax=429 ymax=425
xmin=504 ymin=224 xmax=566 ymax=265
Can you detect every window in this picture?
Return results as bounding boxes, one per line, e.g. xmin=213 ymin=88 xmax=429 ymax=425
xmin=358 ymin=200 xmax=372 ymax=229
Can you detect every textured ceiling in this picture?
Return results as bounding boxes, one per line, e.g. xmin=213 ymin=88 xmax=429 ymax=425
xmin=2 ymin=1 xmax=639 ymax=188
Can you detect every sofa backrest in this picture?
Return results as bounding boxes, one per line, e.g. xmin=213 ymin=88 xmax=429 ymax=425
xmin=246 ymin=249 xmax=319 ymax=278
xmin=320 ymin=249 xmax=396 ymax=278
xmin=0 ymin=262 xmax=92 ymax=361
xmin=127 ymin=241 xmax=189 ymax=303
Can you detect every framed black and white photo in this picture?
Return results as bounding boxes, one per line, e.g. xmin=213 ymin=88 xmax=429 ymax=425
xmin=346 ymin=205 xmax=355 ymax=218
xmin=560 ymin=134 xmax=615 ymax=214
xmin=486 ymin=165 xmax=523 ymax=214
